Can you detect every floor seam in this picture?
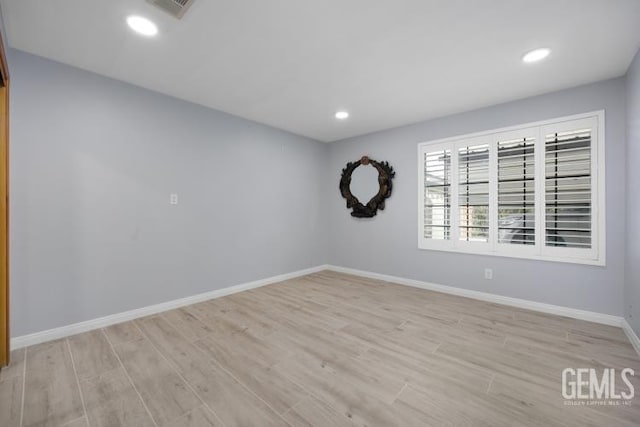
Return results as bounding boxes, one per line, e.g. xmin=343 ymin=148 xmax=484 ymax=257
xmin=65 ymin=339 xmax=89 ymax=426
xmin=60 ymin=416 xmax=88 ymax=426
xmin=101 ymin=328 xmax=160 ymax=427
xmin=172 ymin=322 xmax=294 ymax=426
xmin=269 ymin=360 xmax=343 ymax=421
xmin=281 ymin=396 xmax=305 ymax=418
xmin=486 ymin=373 xmax=496 ymax=394
xmin=391 ymin=382 xmax=408 ymax=404
xmin=160 ymin=303 xmax=319 ymax=423
xmin=432 ymin=343 xmax=442 ymax=354
xmin=131 ymin=320 xmax=231 ymax=427
xmin=19 ymin=347 xmax=27 ymax=427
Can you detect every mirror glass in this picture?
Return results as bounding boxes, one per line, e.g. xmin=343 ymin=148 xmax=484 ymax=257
xmin=350 ymin=164 xmax=379 ymax=203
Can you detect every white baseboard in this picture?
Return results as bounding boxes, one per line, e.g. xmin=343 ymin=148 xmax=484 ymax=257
xmin=11 ymin=264 xmax=329 ymax=350
xmin=13 ymin=263 xmax=635 ymax=356
xmin=622 ymin=320 xmax=640 ymax=357
xmin=326 ymin=265 xmax=624 ymax=327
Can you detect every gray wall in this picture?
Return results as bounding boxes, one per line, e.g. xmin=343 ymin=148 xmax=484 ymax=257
xmin=626 ymin=49 xmax=640 ymax=335
xmin=7 ymin=46 xmax=635 ymax=337
xmin=328 ymin=78 xmax=627 ymax=316
xmin=9 ymin=49 xmax=328 ymax=336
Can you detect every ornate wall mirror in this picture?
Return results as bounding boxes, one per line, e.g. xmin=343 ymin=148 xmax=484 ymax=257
xmin=339 ymin=156 xmax=395 ymax=218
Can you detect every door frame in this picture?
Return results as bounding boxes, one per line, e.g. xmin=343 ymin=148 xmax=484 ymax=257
xmin=0 ymin=27 xmax=9 ymax=367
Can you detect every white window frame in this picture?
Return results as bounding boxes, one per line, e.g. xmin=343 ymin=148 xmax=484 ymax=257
xmin=417 ymin=111 xmax=605 ymax=266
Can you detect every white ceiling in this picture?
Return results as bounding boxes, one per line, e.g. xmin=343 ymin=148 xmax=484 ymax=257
xmin=2 ymin=0 xmax=640 ymax=142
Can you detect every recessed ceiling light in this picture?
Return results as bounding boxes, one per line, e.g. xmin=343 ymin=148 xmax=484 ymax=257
xmin=126 ymin=15 xmax=158 ymax=37
xmin=335 ymin=111 xmax=349 ymax=120
xmin=522 ymin=48 xmax=551 ymax=63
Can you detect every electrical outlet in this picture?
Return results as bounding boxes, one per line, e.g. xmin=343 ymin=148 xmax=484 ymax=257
xmin=484 ymin=268 xmax=493 ymax=280
xmin=170 ymin=194 xmax=178 ymax=205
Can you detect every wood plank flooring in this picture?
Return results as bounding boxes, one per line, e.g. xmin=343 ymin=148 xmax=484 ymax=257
xmin=1 ymin=270 xmax=639 ymax=426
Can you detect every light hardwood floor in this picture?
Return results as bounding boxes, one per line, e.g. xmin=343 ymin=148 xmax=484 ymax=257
xmin=1 ymin=271 xmax=639 ymax=426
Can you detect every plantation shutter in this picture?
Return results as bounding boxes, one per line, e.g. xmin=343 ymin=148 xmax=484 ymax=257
xmin=544 ymin=127 xmax=593 ymax=249
xmin=423 ymin=148 xmax=451 ymax=240
xmin=497 ymin=136 xmax=536 ymax=245
xmin=458 ymin=144 xmax=490 ymax=242
xmin=419 ymin=112 xmax=602 ymax=264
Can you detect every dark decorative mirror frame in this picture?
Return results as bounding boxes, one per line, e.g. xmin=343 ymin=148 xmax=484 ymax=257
xmin=339 ymin=156 xmax=395 ymax=218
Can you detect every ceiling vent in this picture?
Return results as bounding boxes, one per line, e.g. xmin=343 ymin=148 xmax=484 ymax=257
xmin=146 ymin=0 xmax=195 ymax=19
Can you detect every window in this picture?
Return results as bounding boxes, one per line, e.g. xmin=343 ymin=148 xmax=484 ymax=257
xmin=423 ymin=149 xmax=451 ymax=240
xmin=458 ymin=144 xmax=490 ymax=242
xmin=498 ymin=135 xmax=535 ymax=246
xmin=418 ymin=112 xmax=605 ymax=265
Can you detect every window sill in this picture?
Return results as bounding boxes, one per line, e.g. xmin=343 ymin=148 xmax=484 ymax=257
xmin=417 ymin=243 xmax=605 ymax=266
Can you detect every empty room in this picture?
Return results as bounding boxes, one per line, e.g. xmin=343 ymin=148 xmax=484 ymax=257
xmin=1 ymin=0 xmax=640 ymax=426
